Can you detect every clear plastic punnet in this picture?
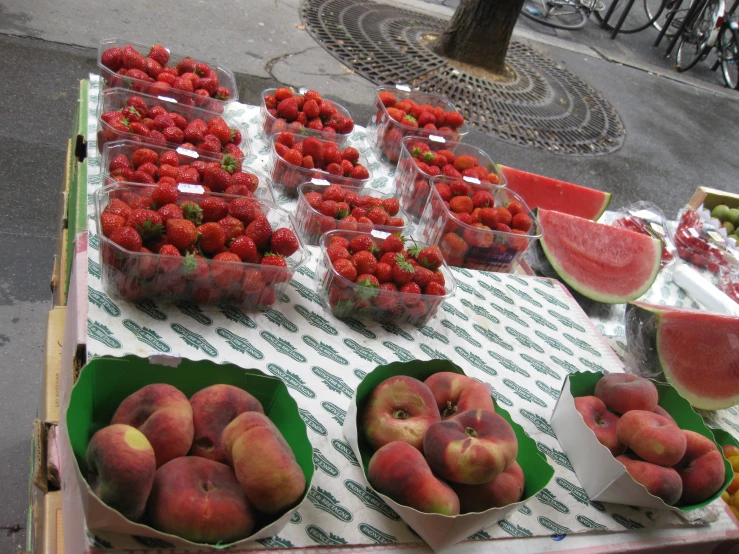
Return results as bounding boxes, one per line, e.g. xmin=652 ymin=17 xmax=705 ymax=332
xmin=294 ymin=182 xmax=412 ymax=246
xmin=415 ymin=177 xmax=541 ymax=273
xmin=366 ymin=85 xmax=468 ymax=165
xmin=96 ymin=88 xmax=251 ymax=157
xmin=315 ymin=229 xmax=456 ymax=326
xmin=260 ymin=88 xmax=354 ymax=147
xmin=95 ymin=183 xmax=307 ymax=309
xmin=268 ymin=134 xmax=371 ymax=197
xmin=610 ymin=201 xmax=676 ymax=269
xmin=98 ymin=38 xmax=238 ymax=113
xmin=393 ymin=135 xmax=506 ymax=222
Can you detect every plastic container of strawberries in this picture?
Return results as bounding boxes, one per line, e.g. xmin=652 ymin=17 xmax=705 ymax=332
xmin=394 ymin=135 xmax=506 ymax=223
xmin=294 ymin=181 xmax=413 ymax=246
xmin=94 ymin=182 xmax=307 ymax=308
xmin=96 ymin=88 xmax=251 ymax=157
xmin=268 ymin=134 xmax=372 ymax=197
xmin=260 ymin=88 xmax=354 ymax=147
xmin=97 ymin=38 xmax=238 ymax=113
xmin=315 ymin=230 xmax=456 ymax=326
xmin=100 ymin=139 xmax=274 ymax=201
xmin=416 ymin=178 xmax=542 ymax=273
xmin=366 ymin=85 xmax=469 ymax=165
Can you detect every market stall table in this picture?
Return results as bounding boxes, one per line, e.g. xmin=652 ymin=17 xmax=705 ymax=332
xmin=49 ymin=76 xmax=739 ymax=553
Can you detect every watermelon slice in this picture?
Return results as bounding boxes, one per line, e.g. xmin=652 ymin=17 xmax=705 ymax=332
xmin=538 ymin=209 xmax=662 ymax=303
xmin=500 ymin=166 xmax=611 ymax=221
xmin=626 ymin=302 xmax=739 ymax=410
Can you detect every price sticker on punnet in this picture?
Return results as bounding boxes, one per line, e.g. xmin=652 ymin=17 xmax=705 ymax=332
xmin=343 ymin=359 xmax=554 ymax=550
xmin=550 ymin=371 xmax=731 ymax=514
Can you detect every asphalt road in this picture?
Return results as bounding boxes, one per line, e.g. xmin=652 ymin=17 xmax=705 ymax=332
xmin=0 ymin=0 xmax=738 ymax=551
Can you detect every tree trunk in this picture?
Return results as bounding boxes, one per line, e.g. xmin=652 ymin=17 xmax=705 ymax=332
xmin=430 ymin=0 xmax=525 ymax=74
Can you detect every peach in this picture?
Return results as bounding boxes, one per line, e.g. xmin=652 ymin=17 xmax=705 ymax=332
xmin=617 ymin=410 xmax=686 ymax=467
xmin=450 ymin=461 xmax=525 ymax=513
xmin=423 ymin=409 xmax=518 ymax=484
xmin=222 ymin=412 xmax=305 ymax=515
xmin=112 ymin=384 xmax=194 ymax=467
xmin=147 ymin=456 xmax=255 ymax=543
xmin=190 ymin=385 xmax=264 ymax=463
xmin=574 ymin=396 xmax=625 ymax=456
xmin=424 ymin=372 xmax=495 ymax=419
xmin=362 ymin=376 xmax=440 ymax=451
xmin=728 ymin=474 xmax=739 ymax=495
xmin=595 ymin=373 xmax=658 ymax=414
xmin=675 ymin=430 xmax=726 ymax=504
xmin=723 ymin=444 xmax=739 ymax=459
xmin=368 ymin=441 xmax=460 ymax=516
xmin=85 ymin=424 xmax=156 ymax=521
xmin=653 ymin=405 xmax=676 ymax=424
xmin=617 ymin=455 xmax=682 ymax=505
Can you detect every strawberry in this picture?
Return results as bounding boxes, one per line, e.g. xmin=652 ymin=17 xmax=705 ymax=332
xmin=151 ymin=184 xmax=178 ymax=207
xmin=179 ymin=201 xmax=203 ymax=225
xmin=304 ymin=191 xmax=323 ymax=210
xmin=157 ymin=203 xmax=183 ymax=224
xmin=351 ymin=165 xmax=370 ymax=180
xmin=261 ymin=253 xmax=288 ymax=268
xmin=245 ymin=217 xmax=273 ymax=250
xmin=199 ymin=197 xmax=229 ymax=222
xmin=162 ymin=126 xmax=184 ymax=143
xmin=424 ymin=282 xmax=446 ymax=296
xmin=148 ymin=44 xmax=170 ymax=66
xmin=100 ymin=213 xmax=126 ymax=237
xmin=349 ymin=234 xmax=376 ymax=254
xmin=277 ymin=97 xmax=299 ymax=121
xmin=449 ymin=196 xmax=474 ymax=214
xmin=381 ymin=235 xmax=404 ymax=255
xmin=446 ymin=112 xmax=465 ymax=128
xmin=392 ymin=254 xmax=415 ymax=285
xmin=341 ymin=147 xmax=360 ymax=163
xmin=463 ymin=223 xmax=494 ymax=248
xmin=440 ymin=233 xmax=468 ymax=264
xmin=283 ymin=148 xmax=303 ymax=167
xmin=333 ymin=258 xmax=357 ymax=282
xmin=215 ymin=87 xmax=231 ymax=100
xmin=101 ymin=47 xmax=124 ymax=71
xmin=400 ymin=282 xmax=422 ymax=295
xmin=229 ymin=198 xmax=261 ymax=224
xmin=411 ymin=266 xmax=434 ymax=288
xmin=478 ymin=207 xmax=498 ymax=228
xmin=271 ymin=228 xmax=299 ymax=257
xmin=337 ymin=216 xmax=357 ymax=231
xmin=158 ymin=245 xmax=183 ymax=271
xmin=507 ymin=200 xmax=527 ymax=217
xmin=123 ymin=48 xmax=146 ymax=72
xmin=373 ymin=282 xmax=400 ymax=311
xmin=131 ymin=148 xmax=158 ymax=167
xmin=210 ymin=252 xmax=244 ymax=288
xmin=494 ymin=207 xmax=513 ymax=226
xmin=352 ymin=251 xmax=377 ymax=275
xmin=472 ymin=191 xmax=494 ymax=209
xmin=512 ymin=212 xmax=533 ymax=233
xmin=318 ymin=200 xmax=339 ymax=218
xmin=127 ymin=209 xmax=164 ymax=240
xmin=415 ymin=245 xmax=444 ymax=270
xmin=231 ymin=172 xmax=257 ymax=192
xmin=381 ymin=197 xmax=400 ymax=216
xmin=386 ymin=217 xmax=404 ymax=227
xmin=230 ymin=236 xmax=261 ymax=264
xmin=165 ymin=218 xmax=197 ymax=251
xmin=367 ymin=207 xmax=388 ymax=226
xmin=496 ymin=223 xmax=512 ymax=233
xmin=326 ymin=244 xmax=350 ymax=262
xmin=104 ymin=198 xmax=132 ymax=219
xmin=329 ymin=235 xmax=350 ymax=249
xmin=374 ymin=261 xmax=393 ymax=283
xmin=109 ymin=154 xmax=133 ymax=172
xmin=355 ymin=274 xmax=380 ymax=289
xmin=197 ymin=222 xmax=226 ymax=254
xmin=109 ymin=226 xmax=143 ymax=251
xmin=208 ymin=118 xmax=232 ymax=145
xmin=323 ymin=184 xmax=346 ymax=202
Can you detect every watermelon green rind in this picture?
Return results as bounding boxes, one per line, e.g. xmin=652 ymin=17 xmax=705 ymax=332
xmin=500 ymin=166 xmax=612 ymax=221
xmin=655 ymin=308 xmax=739 ymax=410
xmin=539 ymin=209 xmax=662 ymax=304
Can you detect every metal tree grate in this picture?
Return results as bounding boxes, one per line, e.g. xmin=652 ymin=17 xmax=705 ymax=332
xmin=300 ymin=0 xmax=625 ymax=155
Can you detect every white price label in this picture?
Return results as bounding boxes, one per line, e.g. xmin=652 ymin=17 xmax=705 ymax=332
xmin=156 ymin=95 xmax=177 ymax=104
xmin=395 ymin=84 xmax=411 ymax=92
xmin=429 ymin=135 xmax=446 ymax=143
xmin=176 ymin=147 xmax=199 ymax=159
xmin=463 ymin=176 xmax=481 ymax=184
xmin=178 ymin=184 xmax=205 ymax=194
xmin=311 ymin=178 xmax=331 ymax=186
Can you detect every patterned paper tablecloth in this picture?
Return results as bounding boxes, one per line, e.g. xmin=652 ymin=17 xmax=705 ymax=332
xmin=80 ymin=75 xmax=739 ymax=551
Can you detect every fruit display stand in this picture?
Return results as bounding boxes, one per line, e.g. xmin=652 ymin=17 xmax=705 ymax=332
xmin=45 ymin=75 xmax=739 ymax=553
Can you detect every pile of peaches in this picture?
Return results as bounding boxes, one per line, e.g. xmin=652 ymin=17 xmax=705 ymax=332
xmin=361 ymin=372 xmax=523 ymax=515
xmin=85 ymin=384 xmax=305 ymax=544
xmin=575 ymin=374 xmax=726 ymax=506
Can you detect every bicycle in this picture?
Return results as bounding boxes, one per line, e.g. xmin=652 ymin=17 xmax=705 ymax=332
xmin=674 ymin=0 xmax=725 ymax=71
xmin=646 ymin=0 xmax=698 ymax=36
xmin=521 ymin=0 xmax=607 ymax=30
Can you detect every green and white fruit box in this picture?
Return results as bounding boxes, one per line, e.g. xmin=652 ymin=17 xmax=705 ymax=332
xmin=550 ymin=371 xmax=732 ymax=512
xmin=63 ymin=354 xmax=315 ymax=551
xmin=343 ymin=359 xmax=554 ymax=551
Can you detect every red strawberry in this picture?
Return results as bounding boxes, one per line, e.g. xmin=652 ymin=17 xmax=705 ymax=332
xmin=323 ymin=184 xmax=346 ymax=202
xmin=415 ymin=245 xmax=443 ymax=270
xmin=472 ymin=191 xmax=494 ymax=209
xmin=157 ymin=203 xmax=183 ymax=224
xmin=151 ymin=184 xmax=178 ymax=207
xmin=400 ymin=282 xmax=422 ymax=295
xmin=218 ymin=216 xmax=245 ymax=242
xmin=302 ymin=137 xmax=324 ymax=161
xmin=374 ymin=262 xmax=393 ymax=283
xmin=203 ymin=166 xmax=231 ymax=192
xmin=446 ymin=111 xmax=465 ymax=128
xmin=131 ymin=148 xmax=158 ymax=167
xmin=208 ymin=118 xmax=232 ymax=145
xmin=241 ymin=268 xmax=266 ymax=294
xmin=352 ymin=251 xmax=377 ymax=275
xmin=327 ymin=244 xmax=351 ymax=262
xmin=412 ymin=266 xmax=434 ymax=288
xmin=200 ymin=197 xmax=229 ymax=222
xmin=512 ymin=212 xmax=533 ymax=233
xmin=329 ymin=235 xmax=350 ymax=248
xmin=101 ymin=47 xmax=124 ymax=71
xmin=211 ymin=252 xmax=244 ymax=288
xmin=271 ymin=228 xmax=299 ymax=257
xmin=231 ymin=172 xmax=257 ymax=192
xmin=349 ymin=234 xmax=376 ymax=254
xmin=158 ymin=245 xmax=182 ymax=271
xmin=494 ymin=207 xmax=513 ymax=226
xmin=350 ymin=165 xmax=370 ymax=180
xmin=127 ymin=209 xmax=164 ymax=240
xmin=261 ymin=253 xmax=288 ymax=268
xmin=229 ymin=198 xmax=261 ymax=224
xmin=148 ymin=44 xmax=170 ymax=66
xmin=197 ymin=222 xmax=226 ymax=253
xmin=381 ymin=197 xmax=400 ymax=216
xmin=333 ymin=258 xmax=357 ymax=281
xmin=215 ymin=87 xmax=231 ymax=100
xmin=392 ymin=254 xmax=415 ymax=285
xmin=100 ymin=213 xmax=126 ymax=237
xmin=507 ymin=200 xmax=527 ymax=217
xmin=109 ymin=226 xmax=142 ymax=251
xmin=479 ymin=207 xmax=498 ymax=228
xmin=179 ymin=201 xmax=203 ymax=225
xmin=245 ymin=217 xmax=273 ymax=250
xmin=230 ymin=236 xmax=261 ymax=264
xmin=355 ymin=274 xmax=380 ymax=288
xmin=424 ymin=282 xmax=446 ymax=296
xmin=283 ymin=148 xmax=303 ymax=167
xmin=166 ymin=218 xmax=197 ymax=250
xmin=277 ymin=97 xmax=299 ymax=121
xmin=318 ymin=200 xmax=339 ymax=218
xmin=104 ymin=198 xmax=132 ymax=219
xmin=367 ymin=207 xmax=388 ymax=226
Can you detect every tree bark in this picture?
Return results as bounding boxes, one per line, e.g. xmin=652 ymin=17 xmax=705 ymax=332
xmin=430 ymin=0 xmax=525 ymax=74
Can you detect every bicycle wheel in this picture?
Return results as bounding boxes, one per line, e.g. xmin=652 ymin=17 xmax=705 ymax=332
xmin=521 ymin=0 xmax=589 ymax=29
xmin=594 ymin=0 xmax=664 ymax=32
xmin=648 ymin=0 xmax=692 ymax=36
xmin=719 ymin=24 xmax=739 ymax=88
xmin=675 ymin=0 xmax=719 ymax=71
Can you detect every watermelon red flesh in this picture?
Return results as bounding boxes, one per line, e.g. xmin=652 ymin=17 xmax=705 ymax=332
xmin=539 ymin=209 xmax=662 ymax=303
xmin=656 ymin=308 xmax=739 ymax=410
xmin=500 ymin=166 xmax=611 ymax=221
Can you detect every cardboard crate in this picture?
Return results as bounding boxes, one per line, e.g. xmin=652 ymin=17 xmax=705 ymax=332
xmin=40 ymin=308 xmax=65 ymax=425
xmin=687 ymin=186 xmax=739 ymax=211
xmin=30 ymin=488 xmax=63 ymax=554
